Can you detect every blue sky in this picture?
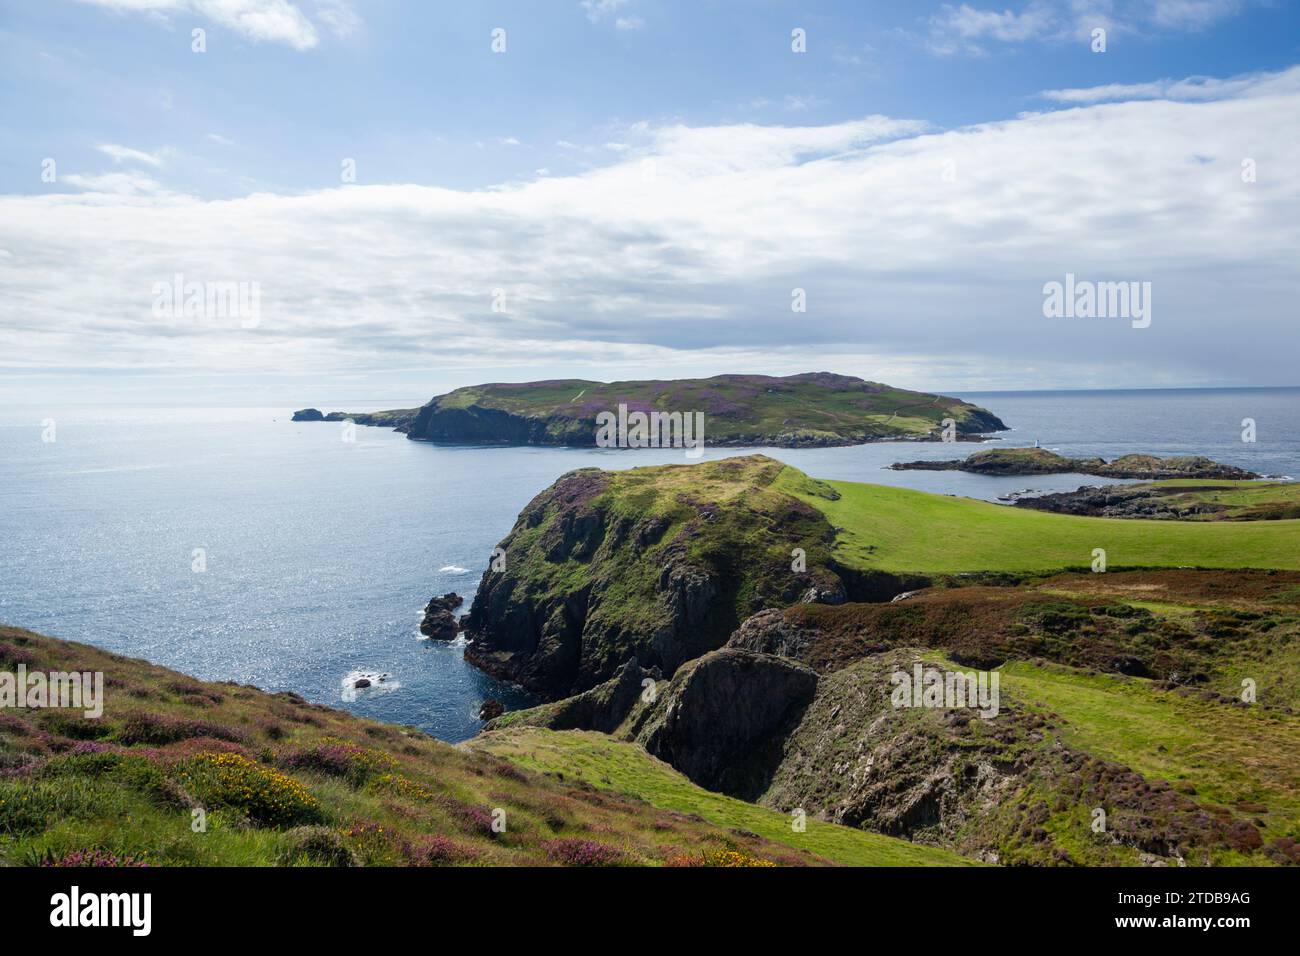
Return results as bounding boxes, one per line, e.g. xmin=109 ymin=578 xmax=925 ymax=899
xmin=1 ymin=1 xmax=1298 ymax=404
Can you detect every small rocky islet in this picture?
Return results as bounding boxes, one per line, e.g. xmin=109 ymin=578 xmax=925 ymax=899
xmin=418 ymin=592 xmax=464 ymax=641
xmin=889 ymin=446 xmax=1259 ymax=480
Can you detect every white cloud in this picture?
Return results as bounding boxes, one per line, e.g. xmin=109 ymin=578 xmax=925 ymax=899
xmin=73 ymin=0 xmax=358 ymax=51
xmin=2 ymin=65 xmax=1298 ymax=389
xmin=96 ymin=143 xmax=166 ymax=167
xmin=581 ymin=0 xmax=632 ymax=25
xmin=1149 ymin=0 xmax=1243 ymax=29
xmin=60 ymin=171 xmax=167 ymax=194
xmin=783 ymin=94 xmax=823 ymax=112
xmin=615 ymin=17 xmax=645 ymax=31
xmin=206 ymin=132 xmax=237 ymax=146
xmin=928 ymin=0 xmax=1255 ymax=54
xmin=1041 ymin=66 xmax=1300 ymax=103
xmin=313 ymin=0 xmax=360 ymax=37
xmin=929 ymin=2 xmax=1056 ymax=53
xmin=938 ymin=3 xmax=1056 ymax=41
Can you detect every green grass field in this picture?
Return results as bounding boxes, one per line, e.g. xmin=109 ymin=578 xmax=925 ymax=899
xmin=779 ymin=471 xmax=1300 ymax=574
xmin=475 ymin=727 xmax=977 ymax=866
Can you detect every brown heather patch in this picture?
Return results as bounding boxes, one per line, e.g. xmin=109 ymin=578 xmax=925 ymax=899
xmin=1031 ymin=569 xmax=1300 ymax=611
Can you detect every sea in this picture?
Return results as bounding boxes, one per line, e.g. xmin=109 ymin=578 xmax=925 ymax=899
xmin=1 ymin=387 xmax=1295 ymax=742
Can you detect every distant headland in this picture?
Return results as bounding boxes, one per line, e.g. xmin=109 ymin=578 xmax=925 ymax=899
xmin=292 ymin=372 xmax=1008 ymax=448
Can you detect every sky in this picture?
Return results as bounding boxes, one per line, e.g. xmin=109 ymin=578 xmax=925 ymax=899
xmin=1 ymin=0 xmax=1298 ymax=406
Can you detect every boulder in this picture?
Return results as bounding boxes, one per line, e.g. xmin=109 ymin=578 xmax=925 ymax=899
xmin=420 ymin=593 xmax=464 ymax=640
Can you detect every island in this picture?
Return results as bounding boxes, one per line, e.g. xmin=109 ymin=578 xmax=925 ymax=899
xmin=292 ymin=372 xmax=1008 ymax=447
xmin=889 ymin=446 xmax=1259 ymax=479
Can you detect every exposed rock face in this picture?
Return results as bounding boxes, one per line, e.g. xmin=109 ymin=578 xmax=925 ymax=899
xmin=485 ymin=659 xmax=651 ymax=734
xmin=411 ymin=403 xmax=593 ymax=445
xmin=761 ymin=651 xmax=1024 ymax=843
xmin=477 ymin=699 xmax=505 ymax=721
xmin=292 ymin=408 xmax=325 ymax=421
xmin=629 ymin=648 xmax=818 ymax=799
xmin=801 ymin=581 xmax=847 ymax=605
xmin=419 ymin=593 xmax=464 ymax=640
xmin=892 ymin=448 xmax=1259 ymax=480
xmin=462 ymin=456 xmax=849 ymax=699
xmin=726 ymin=608 xmax=821 ymax=660
xmin=757 ymin=649 xmax=1251 ymax=863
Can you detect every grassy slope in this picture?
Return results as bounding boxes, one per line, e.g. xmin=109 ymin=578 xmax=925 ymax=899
xmin=778 ymin=470 xmax=1300 ymax=574
xmin=474 ymin=727 xmax=975 ymax=866
xmin=0 ymin=626 xmax=968 ymax=867
xmin=430 ymin=373 xmax=1003 ymax=442
xmin=0 ymin=626 xmax=880 ymax=867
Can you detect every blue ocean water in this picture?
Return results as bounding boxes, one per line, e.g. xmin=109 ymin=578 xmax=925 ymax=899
xmin=0 ymin=387 xmax=1295 ymax=741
